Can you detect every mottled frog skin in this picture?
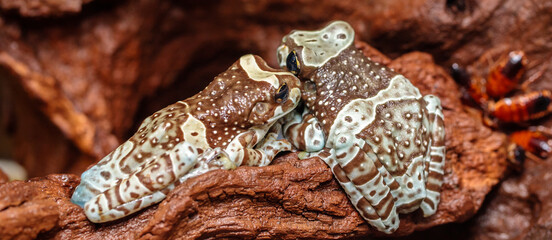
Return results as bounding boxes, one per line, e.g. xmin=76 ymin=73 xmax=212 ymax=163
xmin=277 ymin=21 xmax=446 ymax=233
xmin=71 ymin=55 xmax=302 ymax=223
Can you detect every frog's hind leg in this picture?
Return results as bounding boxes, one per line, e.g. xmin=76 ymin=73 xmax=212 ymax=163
xmin=361 ymin=141 xmax=426 ymax=215
xmin=82 ymin=143 xmax=221 ymax=223
xmin=317 ymin=144 xmax=400 ymax=234
xmin=83 ymin=148 xmax=232 ymax=223
xmin=421 ymin=95 xmax=446 ymax=217
xmin=83 ymin=182 xmax=175 ymax=223
xmin=72 ymin=140 xmax=142 ymax=207
xmin=73 ymin=110 xmax=187 ymax=209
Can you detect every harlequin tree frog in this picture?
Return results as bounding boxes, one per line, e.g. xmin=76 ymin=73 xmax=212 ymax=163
xmin=71 ymin=54 xmax=302 ymax=223
xmin=277 ymin=21 xmax=446 ymax=234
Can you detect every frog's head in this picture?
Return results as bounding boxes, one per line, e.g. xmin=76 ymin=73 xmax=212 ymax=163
xmin=277 ymin=20 xmax=354 ymax=79
xmin=196 ymin=55 xmax=302 ymax=129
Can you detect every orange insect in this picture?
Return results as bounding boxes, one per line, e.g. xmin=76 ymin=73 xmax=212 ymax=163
xmin=486 ymin=51 xmax=527 ymax=99
xmin=452 ymin=50 xmax=551 ymax=123
xmin=508 ymin=127 xmax=552 ymax=167
xmin=451 ymin=50 xmax=551 ymax=166
xmin=450 ymin=63 xmax=488 ymax=107
xmin=488 ymin=90 xmax=552 ymax=123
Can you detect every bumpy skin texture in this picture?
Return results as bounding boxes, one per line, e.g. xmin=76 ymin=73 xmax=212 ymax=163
xmin=278 ymin=21 xmax=446 ymax=234
xmin=70 ymin=55 xmax=302 ymax=223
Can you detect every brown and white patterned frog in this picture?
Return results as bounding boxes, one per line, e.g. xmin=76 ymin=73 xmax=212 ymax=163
xmin=277 ymin=21 xmax=446 ymax=234
xmin=71 ymin=54 xmax=302 ymax=223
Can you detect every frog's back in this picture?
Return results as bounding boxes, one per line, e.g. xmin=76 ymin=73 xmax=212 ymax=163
xmin=304 ymin=45 xmax=423 ymax=134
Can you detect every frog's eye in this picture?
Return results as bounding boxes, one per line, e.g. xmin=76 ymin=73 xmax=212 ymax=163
xmin=275 ymin=83 xmax=289 ymax=103
xmin=286 ymin=50 xmax=301 ymax=76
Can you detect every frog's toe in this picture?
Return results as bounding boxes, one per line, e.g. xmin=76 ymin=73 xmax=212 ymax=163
xmin=71 ymin=165 xmax=111 ymax=207
xmin=217 ymin=154 xmax=237 ymax=170
xmin=297 ymin=151 xmax=310 ymax=159
xmin=71 ymin=180 xmax=102 ymax=207
xmin=70 ymin=188 xmax=88 ymax=207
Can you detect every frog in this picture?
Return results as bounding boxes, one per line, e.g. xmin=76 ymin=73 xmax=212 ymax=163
xmin=276 ymin=21 xmax=446 ymax=234
xmin=70 ymin=54 xmax=302 ymax=223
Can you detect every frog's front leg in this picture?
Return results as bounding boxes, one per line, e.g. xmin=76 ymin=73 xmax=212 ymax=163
xmin=315 ymin=140 xmax=399 ymax=233
xmin=234 ymin=122 xmax=294 ymax=167
xmin=421 ymin=95 xmax=446 ymax=216
xmin=282 ymin=105 xmax=326 ymax=153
